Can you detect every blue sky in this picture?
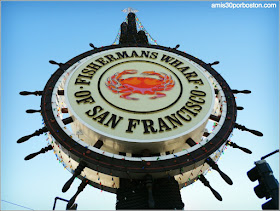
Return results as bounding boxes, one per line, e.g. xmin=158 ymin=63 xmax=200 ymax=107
xmin=1 ymin=1 xmax=279 ymax=210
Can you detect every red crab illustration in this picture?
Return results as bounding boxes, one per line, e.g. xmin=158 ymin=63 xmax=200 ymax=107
xmin=105 ymin=70 xmax=175 ymax=100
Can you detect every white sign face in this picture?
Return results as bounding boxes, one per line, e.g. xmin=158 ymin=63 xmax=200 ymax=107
xmin=65 ymin=47 xmax=214 ymax=142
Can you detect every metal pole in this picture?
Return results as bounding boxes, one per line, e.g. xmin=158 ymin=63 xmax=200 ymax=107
xmin=261 ymin=150 xmax=279 ymax=160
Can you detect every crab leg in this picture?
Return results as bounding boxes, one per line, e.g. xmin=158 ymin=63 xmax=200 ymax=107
xmin=164 ymin=79 xmax=175 ymax=90
xmin=141 ymin=71 xmax=166 ymax=80
xmin=112 ymin=73 xmax=122 ymax=86
xmin=116 ymin=70 xmax=138 ymax=80
xmin=105 ymin=72 xmax=127 ymax=92
xmin=120 ymin=92 xmax=139 ymax=100
xmin=149 ymin=92 xmax=166 ymax=99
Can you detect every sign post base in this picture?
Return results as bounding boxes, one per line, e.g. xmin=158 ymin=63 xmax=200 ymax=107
xmin=116 ymin=177 xmax=184 ymax=209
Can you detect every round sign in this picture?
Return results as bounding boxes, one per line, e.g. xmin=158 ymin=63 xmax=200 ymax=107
xmin=65 ymin=47 xmax=215 ymax=145
xmin=38 ymin=44 xmax=237 ymax=192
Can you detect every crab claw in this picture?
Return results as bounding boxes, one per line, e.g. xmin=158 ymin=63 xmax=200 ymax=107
xmin=142 ymin=71 xmax=166 ymax=80
xmin=141 ymin=71 xmax=155 ymax=75
xmin=122 ymin=69 xmax=138 ymax=74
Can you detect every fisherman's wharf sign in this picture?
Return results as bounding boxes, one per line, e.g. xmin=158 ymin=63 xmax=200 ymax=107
xmin=65 ymin=47 xmax=215 ymax=142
